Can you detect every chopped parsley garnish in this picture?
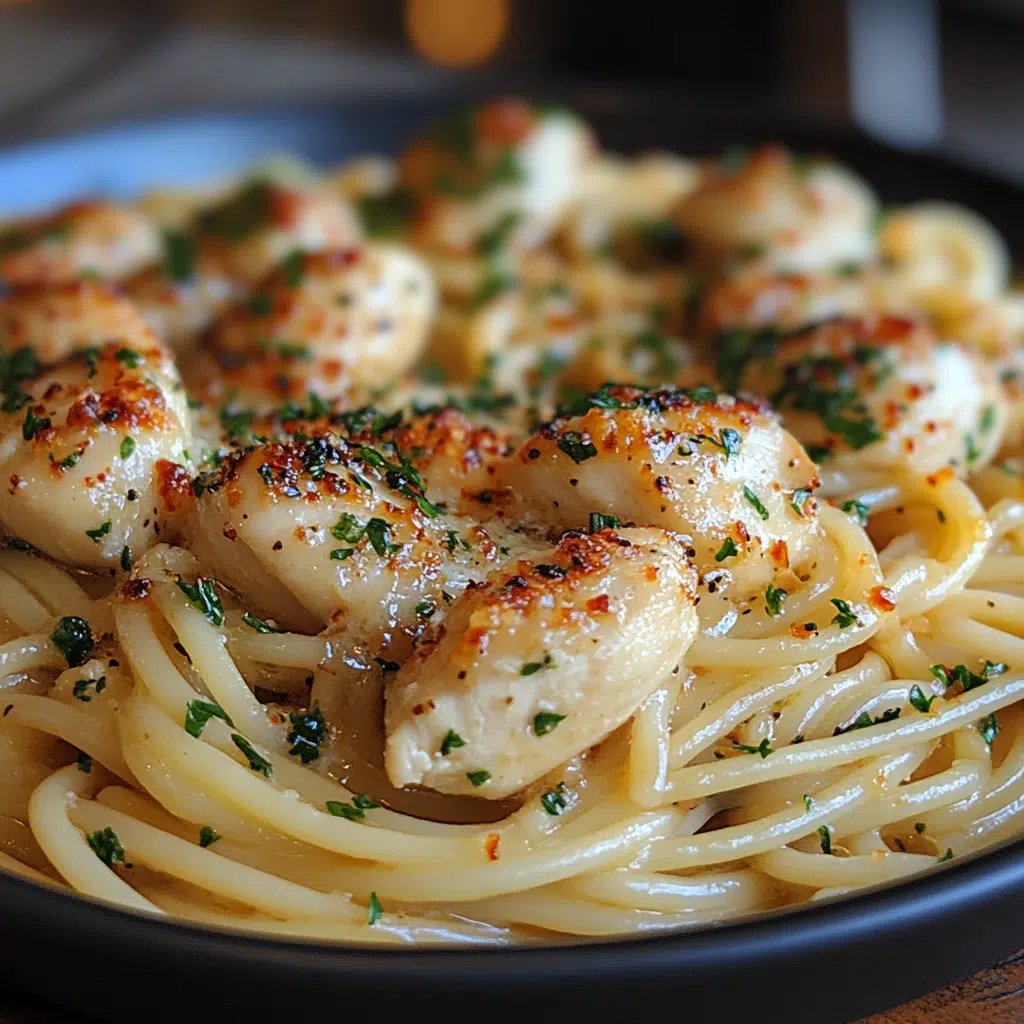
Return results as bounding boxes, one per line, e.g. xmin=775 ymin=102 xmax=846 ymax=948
xmin=177 ymin=577 xmax=224 ymax=627
xmin=930 ymin=660 xmax=1006 ymax=693
xmin=50 ymin=616 xmax=94 ymax=667
xmin=466 ymin=770 xmax=491 ymax=787
xmin=743 ymin=486 xmax=770 ymax=521
xmin=966 ymin=433 xmax=979 ymax=464
xmin=72 ymin=676 xmax=106 ymax=703
xmin=1 ymin=346 xmax=40 ymax=413
xmin=231 ymin=734 xmax=273 ymax=776
xmin=521 ymin=652 xmax=555 ymax=676
xmin=541 ymin=782 xmax=569 ymax=816
xmin=286 ymin=705 xmax=327 ymax=764
xmin=365 ymin=517 xmax=400 ymax=557
xmin=694 ymin=428 xmax=742 ymax=459
xmin=160 ymin=228 xmax=197 ymax=282
xmin=468 ymin=271 xmax=516 ymax=311
xmin=440 ymin=729 xmax=466 ymax=756
xmin=119 ymin=436 xmax=136 ymax=460
xmin=184 ymin=699 xmax=234 ymax=739
xmin=332 ymin=512 xmax=366 ymax=544
xmin=242 ymin=612 xmax=280 ymax=633
xmin=978 ymin=713 xmax=1000 ymax=747
xmin=114 ymin=348 xmax=141 ymax=369
xmin=87 ymin=827 xmax=130 ymax=868
xmin=248 ymin=293 xmax=273 ymax=317
xmin=589 ymin=512 xmax=622 ymax=533
xmin=280 ymin=248 xmax=305 ymax=288
xmin=818 ymin=825 xmax=832 ymax=855
xmin=841 ymin=498 xmax=869 ymax=527
xmin=834 ymin=708 xmax=901 ymax=735
xmin=915 ymin=822 xmax=926 ymax=834
xmin=199 ymin=826 xmax=221 ymax=847
xmin=358 ymin=188 xmax=415 ymax=237
xmin=368 ymin=891 xmax=383 ymax=926
xmin=76 ymin=752 xmax=92 ymax=773
xmin=414 ymin=600 xmax=436 ymax=619
xmin=198 ymin=179 xmax=271 ymax=241
xmin=477 ymin=211 xmax=520 ymax=258
xmin=980 ymin=405 xmax=996 ymax=433
xmin=533 ymin=711 xmax=566 ymax=736
xmin=120 ymin=546 xmax=132 ymax=572
xmin=765 ymin=585 xmax=787 ymax=617
xmin=803 ymin=794 xmax=813 ymax=812
xmin=85 ymin=521 xmax=112 ymax=544
xmin=22 ymin=408 xmax=50 ymax=441
xmin=908 ymin=685 xmax=935 ymax=713
xmin=791 ymin=488 xmax=812 ymax=516
xmin=556 ymin=431 xmax=598 ymax=464
xmin=830 ymin=598 xmax=860 ymax=629
xmin=713 ymin=326 xmax=781 ymax=393
xmin=714 ymin=538 xmax=739 ymax=562
xmin=326 ymin=798 xmax=374 ymax=822
xmin=733 ymin=737 xmax=773 ymax=758
xmin=937 ymin=848 xmax=954 ymax=863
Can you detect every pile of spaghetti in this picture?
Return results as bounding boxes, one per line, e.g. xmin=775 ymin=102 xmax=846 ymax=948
xmin=1 ymin=99 xmax=1024 ymax=945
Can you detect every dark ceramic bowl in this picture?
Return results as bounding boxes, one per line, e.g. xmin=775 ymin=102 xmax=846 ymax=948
xmin=0 ymin=97 xmax=1021 ymax=1024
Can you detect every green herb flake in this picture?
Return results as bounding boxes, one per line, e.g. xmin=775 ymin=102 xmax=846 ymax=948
xmin=937 ymin=848 xmax=954 ymax=863
xmin=556 ymin=431 xmax=598 ymax=464
xmin=242 ymin=611 xmax=279 ymax=633
xmin=980 ymin=405 xmax=996 ymax=434
xmin=803 ymin=794 xmax=813 ymax=813
xmin=589 ymin=512 xmax=622 ymax=533
xmin=533 ymin=711 xmax=566 ymax=736
xmin=440 ymin=729 xmax=466 ymax=756
xmin=908 ymin=685 xmax=935 ymax=713
xmin=367 ymin=891 xmax=383 ymax=926
xmin=830 ymin=598 xmax=860 ymax=629
xmin=818 ymin=825 xmax=832 ymax=855
xmin=87 ymin=827 xmax=130 ymax=868
xmin=184 ymin=699 xmax=234 ymax=739
xmin=466 ymin=769 xmax=491 ymax=787
xmin=791 ymin=488 xmax=812 ymax=517
xmin=76 ymin=752 xmax=93 ymax=774
xmin=231 ymin=734 xmax=273 ymax=777
xmin=714 ymin=538 xmax=739 ymax=562
xmin=733 ymin=737 xmax=773 ymax=758
xmin=541 ymin=782 xmax=569 ymax=816
xmin=978 ymin=712 xmax=1000 ymax=747
xmin=176 ymin=577 xmax=224 ymax=627
xmin=280 ymin=248 xmax=305 ymax=288
xmin=915 ymin=822 xmax=926 ymax=834
xmin=22 ymin=408 xmax=50 ymax=441
xmin=160 ymin=228 xmax=197 ymax=282
xmin=743 ymin=486 xmax=770 ymax=521
xmin=114 ymin=348 xmax=141 ymax=370
xmin=50 ymin=616 xmax=94 ymax=667
xmin=199 ymin=826 xmax=221 ymax=848
xmin=85 ymin=520 xmax=112 ymax=544
xmin=72 ymin=676 xmax=105 ymax=703
xmin=120 ymin=545 xmax=132 ymax=572
xmin=841 ymin=498 xmax=869 ymax=527
xmin=765 ymin=585 xmax=787 ymax=617
xmin=286 ymin=705 xmax=327 ymax=764
xmin=521 ymin=652 xmax=555 ymax=677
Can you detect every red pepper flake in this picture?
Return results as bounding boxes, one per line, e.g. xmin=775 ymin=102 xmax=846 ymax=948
xmin=484 ymin=833 xmax=500 ymax=861
xmin=868 ymin=585 xmax=897 ymax=612
xmin=769 ymin=539 xmax=790 ymax=568
xmin=925 ymin=466 xmax=955 ymax=487
xmin=121 ymin=577 xmax=152 ymax=602
xmin=587 ymin=594 xmax=611 ymax=614
xmin=790 ymin=622 xmax=817 ymax=639
xmin=155 ymin=460 xmax=194 ymax=513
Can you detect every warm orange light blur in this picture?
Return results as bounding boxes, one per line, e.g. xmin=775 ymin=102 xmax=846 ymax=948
xmin=405 ymin=0 xmax=509 ymax=69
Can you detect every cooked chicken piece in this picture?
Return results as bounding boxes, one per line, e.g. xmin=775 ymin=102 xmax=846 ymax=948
xmin=0 ymin=337 xmax=191 ymax=569
xmin=0 ymin=280 xmax=154 ymax=363
xmin=194 ymin=178 xmax=362 ymax=284
xmin=734 ymin=316 xmax=1007 ymax=491
xmin=0 ymin=200 xmax=160 ymax=286
xmin=185 ymin=424 xmax=511 ymax=640
xmin=492 ymin=384 xmax=821 ymax=596
xmin=399 ymin=98 xmax=595 ymax=258
xmin=675 ymin=145 xmax=877 ymax=274
xmin=190 ymin=245 xmax=436 ymax=410
xmin=384 ymin=527 xmax=698 ymax=798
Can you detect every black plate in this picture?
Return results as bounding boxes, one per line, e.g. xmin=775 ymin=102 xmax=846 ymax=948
xmin=0 ymin=97 xmax=1021 ymax=1024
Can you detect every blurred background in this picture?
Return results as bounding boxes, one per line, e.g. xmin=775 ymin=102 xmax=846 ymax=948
xmin=0 ymin=0 xmax=1021 ymax=181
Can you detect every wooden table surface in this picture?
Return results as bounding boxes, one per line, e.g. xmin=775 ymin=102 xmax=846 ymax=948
xmin=2 ymin=950 xmax=1023 ymax=1023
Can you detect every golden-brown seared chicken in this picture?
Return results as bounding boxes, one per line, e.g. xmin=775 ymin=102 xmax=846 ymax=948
xmin=192 ymin=245 xmax=436 ymax=409
xmin=493 ymin=385 xmax=821 ymax=595
xmin=0 ymin=280 xmax=155 ymax=362
xmin=675 ymin=145 xmax=877 ymax=274
xmin=399 ymin=98 xmax=594 ymax=257
xmin=0 ymin=201 xmax=160 ymax=287
xmin=733 ymin=316 xmax=1007 ymax=490
xmin=194 ymin=178 xmax=362 ymax=284
xmin=384 ymin=526 xmax=698 ymax=798
xmin=184 ymin=423 xmax=513 ymax=641
xmin=0 ymin=337 xmax=191 ymax=569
